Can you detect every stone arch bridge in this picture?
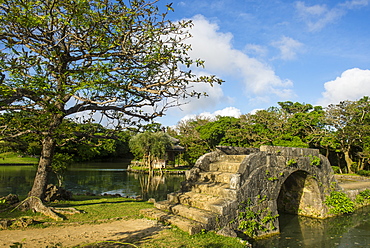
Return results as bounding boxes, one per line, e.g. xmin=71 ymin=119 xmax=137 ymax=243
xmin=142 ymin=146 xmax=339 ymax=238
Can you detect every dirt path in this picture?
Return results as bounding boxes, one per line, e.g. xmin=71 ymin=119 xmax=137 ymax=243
xmin=0 ymin=218 xmax=164 ymax=248
xmin=335 ymin=175 xmax=370 ymax=190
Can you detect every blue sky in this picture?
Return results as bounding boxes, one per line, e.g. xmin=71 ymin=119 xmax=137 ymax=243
xmin=157 ymin=0 xmax=370 ymax=127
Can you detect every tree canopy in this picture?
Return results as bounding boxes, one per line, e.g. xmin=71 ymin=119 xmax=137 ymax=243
xmin=0 ymin=0 xmax=221 ymax=218
xmin=170 ymin=99 xmax=369 ymax=172
xmin=129 ymin=131 xmax=171 ymax=169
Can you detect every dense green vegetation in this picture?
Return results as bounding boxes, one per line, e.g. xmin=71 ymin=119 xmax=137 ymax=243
xmin=0 ymin=118 xmax=133 ymax=162
xmin=129 ymin=132 xmax=172 ymax=169
xmin=167 ymin=98 xmax=370 ymax=174
xmin=2 ymin=98 xmax=370 ymax=177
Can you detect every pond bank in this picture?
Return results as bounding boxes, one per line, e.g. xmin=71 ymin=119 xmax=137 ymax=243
xmin=127 ymin=164 xmax=188 ymax=175
xmin=335 ymin=174 xmax=370 ymax=190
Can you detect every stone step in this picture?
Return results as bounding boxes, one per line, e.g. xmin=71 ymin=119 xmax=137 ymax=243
xmin=171 ymin=204 xmax=218 ymax=228
xmin=177 ymin=192 xmax=231 ymax=215
xmin=154 ymin=200 xmax=219 ymax=228
xmin=219 ymin=154 xmax=247 ymax=163
xmin=191 ymin=182 xmax=237 ymax=198
xmin=199 ymin=171 xmax=235 ymax=184
xmin=154 ymin=200 xmax=175 ymax=211
xmin=140 ymin=208 xmax=204 ymax=235
xmin=208 ymin=161 xmax=241 ymax=173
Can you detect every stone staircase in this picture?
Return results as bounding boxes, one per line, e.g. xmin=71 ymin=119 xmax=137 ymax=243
xmin=141 ymin=154 xmax=247 ymax=234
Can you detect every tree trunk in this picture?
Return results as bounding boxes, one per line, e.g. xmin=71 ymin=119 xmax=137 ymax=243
xmin=28 ymin=135 xmax=56 ymax=200
xmin=343 ymin=150 xmax=353 ymax=174
xmin=20 ymin=113 xmax=81 ymax=220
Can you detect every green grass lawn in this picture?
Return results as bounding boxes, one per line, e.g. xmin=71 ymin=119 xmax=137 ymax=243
xmin=0 ymin=152 xmax=39 ymax=164
xmin=0 ymin=196 xmax=247 ymax=247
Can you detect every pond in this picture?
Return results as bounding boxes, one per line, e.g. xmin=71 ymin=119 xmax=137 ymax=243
xmin=1 ymin=162 xmax=369 ymax=246
xmin=254 ymin=207 xmax=370 ymax=247
xmin=0 ymin=160 xmax=185 ymax=200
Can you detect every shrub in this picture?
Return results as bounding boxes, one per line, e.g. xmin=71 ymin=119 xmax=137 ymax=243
xmin=308 ymin=155 xmax=321 ymax=166
xmin=332 ymin=166 xmax=341 ymax=174
xmin=357 ymin=170 xmax=370 ymax=177
xmin=286 ymin=159 xmax=297 ymax=167
xmin=324 ymin=191 xmax=355 ymax=214
xmin=355 ymin=189 xmax=370 ymax=205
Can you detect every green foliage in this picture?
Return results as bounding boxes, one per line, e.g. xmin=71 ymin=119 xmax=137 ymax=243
xmin=0 ymin=0 xmax=221 ymax=198
xmin=286 ymin=158 xmax=297 ymax=167
xmin=267 ymin=176 xmax=278 ymax=182
xmin=332 ymin=166 xmax=341 ymax=174
xmin=51 ymin=153 xmax=74 ymax=187
xmin=324 ymin=191 xmax=355 ymax=214
xmin=357 ymin=170 xmax=370 ymax=177
xmin=325 ymin=97 xmax=370 ymax=173
xmin=129 ymin=132 xmax=171 ymax=168
xmin=236 ymin=198 xmax=278 ymax=238
xmin=308 ymin=155 xmax=321 ymax=166
xmin=196 ymin=116 xmax=242 ymax=148
xmin=355 ymin=189 xmax=370 ymax=205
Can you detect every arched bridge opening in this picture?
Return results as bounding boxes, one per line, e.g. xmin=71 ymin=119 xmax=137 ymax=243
xmin=277 ymin=170 xmax=324 ymax=216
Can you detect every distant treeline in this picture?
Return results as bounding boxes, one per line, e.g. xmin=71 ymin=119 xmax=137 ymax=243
xmin=1 ymin=97 xmax=369 ymax=174
xmin=167 ymin=97 xmax=370 ymax=174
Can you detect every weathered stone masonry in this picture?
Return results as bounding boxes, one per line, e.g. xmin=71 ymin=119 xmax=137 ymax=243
xmin=141 ymin=145 xmax=340 ymax=237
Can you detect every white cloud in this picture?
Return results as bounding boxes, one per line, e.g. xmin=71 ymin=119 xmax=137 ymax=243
xmin=295 ymin=1 xmax=345 ymax=31
xmin=340 ymin=0 xmax=369 ymax=9
xmin=173 ymin=71 xmax=226 ymax=114
xmin=317 ymin=68 xmax=370 ymax=106
xmin=180 ymin=106 xmax=242 ymax=123
xmin=295 ymin=0 xmax=368 ymax=32
xmin=271 ymin=36 xmax=304 ymax=60
xmin=185 ymin=15 xmax=294 ymax=99
xmin=244 ymin=44 xmax=268 ymax=58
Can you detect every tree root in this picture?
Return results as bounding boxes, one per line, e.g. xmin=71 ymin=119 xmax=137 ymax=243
xmin=13 ymin=196 xmax=83 ymax=221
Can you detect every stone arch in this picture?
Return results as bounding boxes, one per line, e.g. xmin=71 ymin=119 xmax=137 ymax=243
xmin=277 ymin=170 xmax=324 ymax=217
xmin=143 ymin=145 xmax=340 ymax=238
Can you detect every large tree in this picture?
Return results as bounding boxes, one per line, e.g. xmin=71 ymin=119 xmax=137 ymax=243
xmin=129 ymin=131 xmax=171 ymax=170
xmin=0 ymin=0 xmax=221 ymax=218
xmin=325 ymin=97 xmax=370 ymax=173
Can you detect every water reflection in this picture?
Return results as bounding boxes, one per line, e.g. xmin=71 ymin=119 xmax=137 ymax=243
xmin=255 ymin=206 xmax=370 ymax=247
xmin=0 ymin=162 xmax=185 ymax=201
xmin=2 ymin=164 xmax=369 ymax=246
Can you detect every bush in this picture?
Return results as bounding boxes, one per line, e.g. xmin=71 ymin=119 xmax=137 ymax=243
xmin=332 ymin=166 xmax=341 ymax=174
xmin=357 ymin=170 xmax=370 ymax=177
xmin=324 ymin=191 xmax=355 ymax=214
xmin=355 ymin=189 xmax=370 ymax=205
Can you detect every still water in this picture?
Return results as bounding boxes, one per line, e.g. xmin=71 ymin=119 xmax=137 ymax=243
xmin=255 ymin=207 xmax=370 ymax=247
xmin=0 ymin=160 xmax=184 ymax=200
xmin=1 ymin=162 xmax=369 ymax=247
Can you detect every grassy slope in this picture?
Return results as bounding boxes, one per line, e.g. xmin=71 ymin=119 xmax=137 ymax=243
xmin=0 ymin=196 xmax=246 ymax=247
xmin=0 ymin=152 xmax=39 ymax=164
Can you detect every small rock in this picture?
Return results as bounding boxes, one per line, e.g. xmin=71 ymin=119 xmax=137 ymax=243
xmin=0 ymin=219 xmax=13 ymax=229
xmin=148 ymin=198 xmax=156 ymax=203
xmin=44 ymin=184 xmax=73 ymax=202
xmin=12 ymin=218 xmax=34 ymax=228
xmin=1 ymin=194 xmax=19 ymax=205
xmin=216 ymin=226 xmax=237 ymax=238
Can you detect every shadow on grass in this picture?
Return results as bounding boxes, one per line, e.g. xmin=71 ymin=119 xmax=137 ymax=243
xmin=51 ymin=199 xmax=140 ymax=208
xmin=76 ymin=225 xmax=165 ymax=248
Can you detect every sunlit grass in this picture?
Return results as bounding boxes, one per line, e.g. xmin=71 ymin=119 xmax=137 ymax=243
xmin=135 ymin=228 xmax=247 ymax=248
xmin=0 ymin=152 xmax=39 ymax=164
xmin=1 ymin=195 xmax=248 ymax=247
xmin=0 ymin=196 xmax=153 ymax=224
